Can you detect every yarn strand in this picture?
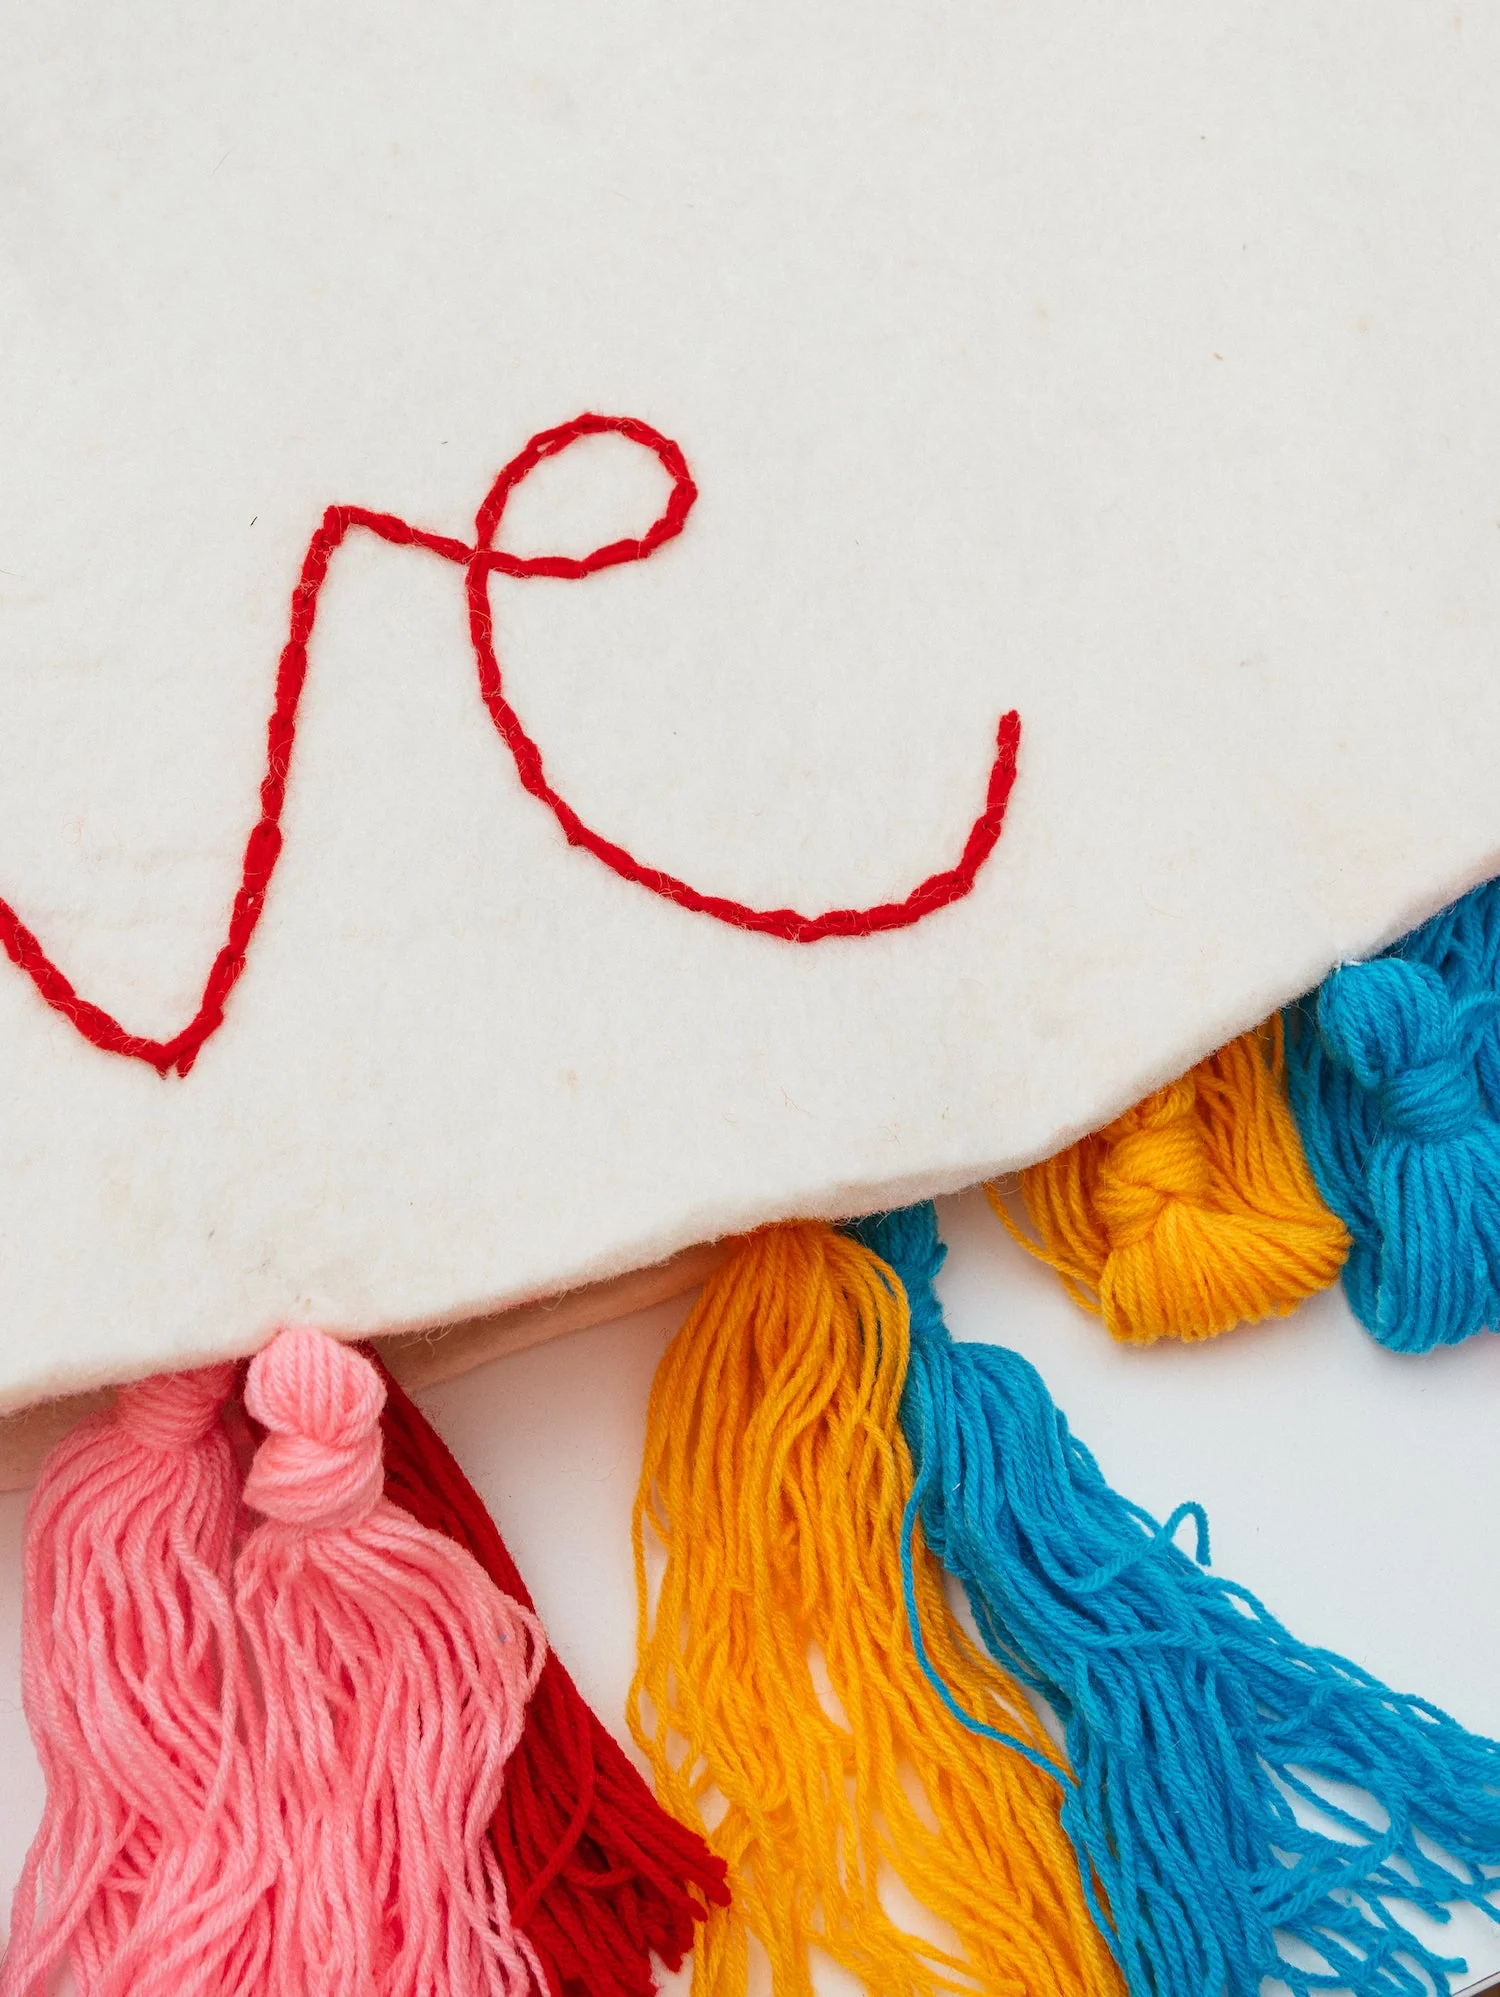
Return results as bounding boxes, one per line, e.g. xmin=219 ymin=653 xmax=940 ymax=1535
xmin=234 ymin=1326 xmax=546 ymax=1996
xmin=0 ymin=1364 xmax=270 ymax=1997
xmin=629 ymin=1220 xmax=1123 ymax=1997
xmin=373 ymin=1353 xmax=729 ymax=1997
xmin=859 ymin=1200 xmax=1500 ymax=1997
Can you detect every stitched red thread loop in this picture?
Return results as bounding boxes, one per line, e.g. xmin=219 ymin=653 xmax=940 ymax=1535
xmin=0 ymin=413 xmax=1022 ymax=1075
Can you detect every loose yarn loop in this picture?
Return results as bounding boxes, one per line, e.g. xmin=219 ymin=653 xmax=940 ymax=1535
xmin=629 ymin=1221 xmax=1123 ymax=1997
xmin=235 ymin=1326 xmax=547 ymax=1997
xmin=374 ymin=1354 xmax=728 ymax=1997
xmin=1 ymin=1362 xmax=270 ymax=1997
xmin=1288 ymin=931 xmax=1500 ymax=1351
xmin=864 ymin=1200 xmax=1500 ymax=1997
xmin=1004 ymin=1019 xmax=1349 ymax=1342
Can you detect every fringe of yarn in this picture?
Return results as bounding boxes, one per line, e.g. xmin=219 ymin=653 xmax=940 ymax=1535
xmin=0 ymin=1364 xmax=270 ymax=1997
xmin=1001 ymin=1019 xmax=1348 ymax=1343
xmin=629 ymin=1221 xmax=1124 ymax=1997
xmin=234 ymin=1326 xmax=547 ymax=1997
xmin=861 ymin=1199 xmax=1500 ymax=1997
xmin=373 ymin=1353 xmax=729 ymax=1997
xmin=1287 ymin=876 xmax=1500 ymax=1350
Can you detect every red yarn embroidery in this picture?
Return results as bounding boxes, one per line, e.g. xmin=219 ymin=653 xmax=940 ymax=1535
xmin=0 ymin=414 xmax=1021 ymax=1076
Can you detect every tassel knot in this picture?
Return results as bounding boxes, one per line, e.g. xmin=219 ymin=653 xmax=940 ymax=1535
xmin=243 ymin=1325 xmax=385 ymax=1527
xmin=114 ymin=1362 xmax=240 ymax=1453
xmin=1289 ymin=954 xmax=1500 ymax=1348
xmin=1004 ymin=1023 xmax=1348 ymax=1343
xmin=1091 ymin=1079 xmax=1212 ymax=1245
xmin=1316 ymin=956 xmax=1499 ymax=1142
xmin=1377 ymin=1053 xmax=1486 ymax=1142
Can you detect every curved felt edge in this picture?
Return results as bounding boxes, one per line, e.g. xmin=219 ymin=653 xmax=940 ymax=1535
xmin=0 ymin=1237 xmax=730 ymax=1494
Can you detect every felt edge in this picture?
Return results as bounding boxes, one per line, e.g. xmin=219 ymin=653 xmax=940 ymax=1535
xmin=0 ymin=1236 xmax=732 ymax=1494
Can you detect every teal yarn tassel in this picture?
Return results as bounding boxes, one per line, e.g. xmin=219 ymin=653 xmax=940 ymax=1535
xmin=1394 ymin=876 xmax=1500 ymax=1001
xmin=1286 ymin=876 xmax=1500 ymax=1351
xmin=850 ymin=1201 xmax=1500 ymax=1997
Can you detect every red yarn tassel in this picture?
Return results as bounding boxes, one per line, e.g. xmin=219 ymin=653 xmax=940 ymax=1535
xmin=1 ymin=1365 xmax=270 ymax=1997
xmin=234 ymin=1327 xmax=546 ymax=1996
xmin=373 ymin=1355 xmax=729 ymax=1997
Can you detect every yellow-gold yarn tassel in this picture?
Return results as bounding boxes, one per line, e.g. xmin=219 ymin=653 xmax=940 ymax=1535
xmin=995 ymin=1018 xmax=1349 ymax=1344
xmin=629 ymin=1220 xmax=1123 ymax=1997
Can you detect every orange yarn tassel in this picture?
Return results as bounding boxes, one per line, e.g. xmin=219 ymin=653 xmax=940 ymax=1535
xmin=629 ymin=1221 xmax=1123 ymax=1997
xmin=998 ymin=1019 xmax=1349 ymax=1344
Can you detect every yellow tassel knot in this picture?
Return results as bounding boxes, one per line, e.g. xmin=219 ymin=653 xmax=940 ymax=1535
xmin=996 ymin=1019 xmax=1349 ymax=1344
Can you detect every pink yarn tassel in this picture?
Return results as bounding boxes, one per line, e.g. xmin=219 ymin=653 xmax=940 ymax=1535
xmin=1 ymin=1364 xmax=270 ymax=1997
xmin=235 ymin=1325 xmax=547 ymax=1996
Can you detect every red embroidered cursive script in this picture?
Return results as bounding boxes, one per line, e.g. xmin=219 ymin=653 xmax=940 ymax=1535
xmin=0 ymin=415 xmax=1021 ymax=1076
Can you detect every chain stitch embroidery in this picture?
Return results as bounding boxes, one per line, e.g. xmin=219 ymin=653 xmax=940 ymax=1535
xmin=0 ymin=414 xmax=1021 ymax=1076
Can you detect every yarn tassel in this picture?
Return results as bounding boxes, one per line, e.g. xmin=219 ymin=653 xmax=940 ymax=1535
xmin=858 ymin=1199 xmax=1500 ymax=1997
xmin=1 ymin=1364 xmax=270 ymax=1997
xmin=1287 ymin=932 xmax=1500 ymax=1350
xmin=1392 ymin=873 xmax=1500 ymax=1000
xmin=1001 ymin=1019 xmax=1348 ymax=1343
xmin=373 ymin=1353 xmax=729 ymax=1997
xmin=234 ymin=1325 xmax=546 ymax=1996
xmin=629 ymin=1220 xmax=1124 ymax=1997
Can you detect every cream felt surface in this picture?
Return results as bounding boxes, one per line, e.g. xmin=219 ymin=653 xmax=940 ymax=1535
xmin=2 ymin=4 xmax=1500 ymax=1405
xmin=3 ymin=1193 xmax=1500 ymax=1990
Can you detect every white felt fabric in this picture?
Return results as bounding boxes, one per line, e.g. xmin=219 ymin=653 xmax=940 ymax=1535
xmin=2 ymin=4 xmax=1499 ymax=1405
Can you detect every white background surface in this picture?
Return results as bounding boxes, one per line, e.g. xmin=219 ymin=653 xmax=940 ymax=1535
xmin=2 ymin=1188 xmax=1498 ymax=1994
xmin=5 ymin=4 xmax=1500 ymax=1409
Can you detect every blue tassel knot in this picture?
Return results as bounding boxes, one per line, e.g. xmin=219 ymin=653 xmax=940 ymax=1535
xmin=1288 ymin=940 xmax=1500 ymax=1351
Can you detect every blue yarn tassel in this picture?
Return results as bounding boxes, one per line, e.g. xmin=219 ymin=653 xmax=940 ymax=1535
xmin=1393 ymin=876 xmax=1500 ymax=1002
xmin=850 ymin=1201 xmax=1500 ymax=1997
xmin=1286 ymin=876 xmax=1500 ymax=1351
